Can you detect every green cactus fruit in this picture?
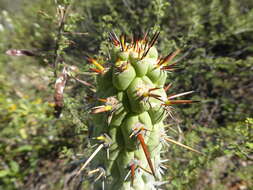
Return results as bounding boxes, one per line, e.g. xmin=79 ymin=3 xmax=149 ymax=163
xmin=147 ymin=66 xmax=167 ymax=87
xmin=83 ymin=31 xmax=197 ymax=190
xmin=113 ymin=62 xmax=136 ymax=91
xmin=131 ymin=58 xmax=150 ymax=77
xmin=121 ymin=113 xmax=140 ymax=150
xmin=126 ymin=77 xmax=154 ymax=113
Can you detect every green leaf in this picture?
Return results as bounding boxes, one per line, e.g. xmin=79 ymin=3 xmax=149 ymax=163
xmin=0 ymin=170 xmax=10 ymax=178
xmin=10 ymin=161 xmax=19 ymax=173
xmin=15 ymin=145 xmax=33 ymax=152
xmin=246 ymin=142 xmax=253 ymax=149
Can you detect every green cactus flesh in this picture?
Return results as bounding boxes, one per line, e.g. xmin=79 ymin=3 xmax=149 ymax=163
xmin=86 ymin=32 xmax=195 ymax=190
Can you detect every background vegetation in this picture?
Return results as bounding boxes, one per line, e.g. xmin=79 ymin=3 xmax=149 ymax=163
xmin=0 ymin=0 xmax=252 ymax=189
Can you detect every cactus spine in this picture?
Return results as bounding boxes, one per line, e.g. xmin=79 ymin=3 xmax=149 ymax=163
xmin=81 ymin=31 xmax=197 ymax=190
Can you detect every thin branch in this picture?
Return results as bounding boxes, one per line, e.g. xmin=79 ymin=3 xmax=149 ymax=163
xmin=53 ymin=2 xmax=72 ymax=77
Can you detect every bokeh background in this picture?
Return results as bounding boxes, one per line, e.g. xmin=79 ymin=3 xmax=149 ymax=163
xmin=0 ymin=0 xmax=252 ymax=189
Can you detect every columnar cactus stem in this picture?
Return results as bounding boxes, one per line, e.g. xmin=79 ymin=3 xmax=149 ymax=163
xmin=82 ymin=31 xmax=198 ymax=190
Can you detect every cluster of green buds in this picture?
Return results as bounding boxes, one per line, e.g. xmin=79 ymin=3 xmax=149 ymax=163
xmin=75 ymin=31 xmax=200 ymax=190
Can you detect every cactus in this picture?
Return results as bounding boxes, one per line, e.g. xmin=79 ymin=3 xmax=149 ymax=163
xmin=74 ymin=31 xmax=199 ymax=190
